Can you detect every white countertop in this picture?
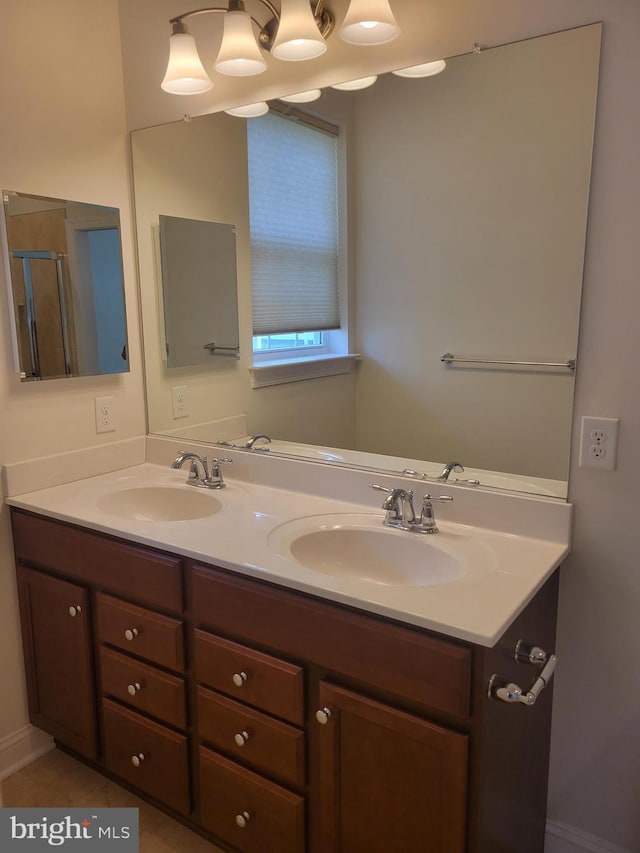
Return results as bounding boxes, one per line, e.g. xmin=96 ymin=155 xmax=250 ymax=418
xmin=6 ymin=461 xmax=569 ymax=647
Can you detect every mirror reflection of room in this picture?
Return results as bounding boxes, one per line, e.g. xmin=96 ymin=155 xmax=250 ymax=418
xmin=132 ymin=24 xmax=600 ymax=499
xmin=2 ymin=191 xmax=129 ymax=381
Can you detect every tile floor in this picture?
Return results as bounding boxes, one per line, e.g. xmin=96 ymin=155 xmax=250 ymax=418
xmin=1 ymin=748 xmax=223 ymax=852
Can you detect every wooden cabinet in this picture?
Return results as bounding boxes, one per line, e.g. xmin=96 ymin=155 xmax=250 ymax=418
xmin=12 ymin=509 xmax=189 ymax=818
xmin=11 ymin=508 xmax=558 ymax=853
xmin=315 ymin=682 xmax=467 ymax=853
xmin=17 ymin=566 xmax=97 ymax=760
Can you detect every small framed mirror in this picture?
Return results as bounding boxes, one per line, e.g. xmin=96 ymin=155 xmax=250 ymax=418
xmin=2 ymin=190 xmax=129 ymax=381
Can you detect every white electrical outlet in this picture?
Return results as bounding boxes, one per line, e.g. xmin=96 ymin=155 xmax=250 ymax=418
xmin=171 ymin=385 xmax=189 ymax=419
xmin=579 ymin=416 xmax=619 ymax=470
xmin=94 ymin=396 xmax=116 ymax=434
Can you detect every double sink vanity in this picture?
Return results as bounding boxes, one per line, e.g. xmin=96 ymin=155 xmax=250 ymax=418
xmin=6 ymin=438 xmax=570 ymax=853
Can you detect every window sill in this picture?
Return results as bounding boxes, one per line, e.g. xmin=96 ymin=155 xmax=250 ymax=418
xmin=249 ymin=353 xmax=359 ymax=389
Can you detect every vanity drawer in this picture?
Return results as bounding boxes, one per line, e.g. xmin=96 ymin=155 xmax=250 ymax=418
xmin=192 ymin=565 xmax=471 ymax=719
xmin=195 ymin=629 xmax=304 ymax=725
xmin=199 ymin=746 xmax=305 ymax=853
xmin=97 ymin=593 xmax=184 ymax=673
xmin=100 ymin=647 xmax=186 ymax=730
xmin=197 ymin=686 xmax=305 ymax=788
xmin=102 ymin=698 xmax=189 ymax=815
xmin=11 ymin=509 xmax=183 ymax=613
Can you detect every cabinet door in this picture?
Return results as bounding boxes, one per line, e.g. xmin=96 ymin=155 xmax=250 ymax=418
xmin=17 ymin=566 xmax=97 ymax=759
xmin=316 ymin=682 xmax=467 ymax=853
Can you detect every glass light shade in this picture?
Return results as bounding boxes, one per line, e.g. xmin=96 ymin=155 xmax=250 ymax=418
xmin=225 ymin=101 xmax=269 ymax=117
xmin=271 ymin=0 xmax=327 ymax=61
xmin=279 ymin=89 xmax=322 ymax=103
xmin=393 ymin=59 xmax=447 ymax=78
xmin=161 ymin=32 xmax=213 ymax=94
xmin=339 ymin=0 xmax=400 ymax=45
xmin=331 ymin=75 xmax=377 ymax=91
xmin=214 ymin=9 xmax=267 ymax=76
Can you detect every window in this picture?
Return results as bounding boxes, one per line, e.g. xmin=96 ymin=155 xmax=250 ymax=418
xmin=247 ymin=110 xmax=340 ymax=360
xmin=253 ymin=331 xmax=325 ymax=356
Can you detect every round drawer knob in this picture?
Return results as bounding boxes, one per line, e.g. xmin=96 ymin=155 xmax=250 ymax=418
xmin=232 ymin=671 xmax=248 ymax=688
xmin=315 ymin=707 xmax=332 ymax=725
xmin=68 ymin=605 xmax=82 ymax=617
xmin=131 ymin=753 xmax=145 ymax=768
xmin=235 ymin=811 xmax=250 ymax=829
xmin=234 ymin=730 xmax=250 ymax=747
xmin=127 ymin=682 xmax=142 ymax=696
xmin=124 ymin=628 xmax=139 ymax=642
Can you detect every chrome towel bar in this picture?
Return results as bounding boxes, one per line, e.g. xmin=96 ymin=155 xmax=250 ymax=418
xmin=441 ymin=352 xmax=576 ymax=371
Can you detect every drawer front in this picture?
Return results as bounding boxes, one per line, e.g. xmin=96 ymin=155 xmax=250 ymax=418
xmin=102 ymin=699 xmax=189 ymax=815
xmin=195 ymin=629 xmax=304 ymax=725
xmin=199 ymin=746 xmax=305 ymax=853
xmin=198 ymin=686 xmax=305 ymax=788
xmin=11 ymin=509 xmax=183 ymax=613
xmin=100 ymin=647 xmax=186 ymax=730
xmin=193 ymin=565 xmax=471 ymax=719
xmin=97 ymin=593 xmax=184 ymax=672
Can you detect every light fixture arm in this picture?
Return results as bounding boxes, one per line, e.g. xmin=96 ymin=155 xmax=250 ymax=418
xmin=169 ymin=0 xmax=334 ymax=50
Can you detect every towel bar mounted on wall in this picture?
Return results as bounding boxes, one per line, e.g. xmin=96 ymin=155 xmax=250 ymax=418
xmin=440 ymin=353 xmax=576 ymax=371
xmin=203 ymin=342 xmax=240 ymax=358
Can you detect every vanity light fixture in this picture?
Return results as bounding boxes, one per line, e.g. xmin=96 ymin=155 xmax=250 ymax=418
xmin=392 ymin=59 xmax=446 ymax=78
xmin=161 ymin=0 xmax=400 ymax=94
xmin=214 ymin=4 xmax=268 ymax=75
xmin=224 ymin=101 xmax=270 ymax=116
xmin=279 ymin=88 xmax=322 ymax=102
xmin=339 ymin=0 xmax=400 ymax=45
xmin=331 ymin=74 xmax=377 ymax=90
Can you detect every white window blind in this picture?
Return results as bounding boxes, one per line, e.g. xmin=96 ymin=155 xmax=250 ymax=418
xmin=247 ymin=111 xmax=340 ymax=336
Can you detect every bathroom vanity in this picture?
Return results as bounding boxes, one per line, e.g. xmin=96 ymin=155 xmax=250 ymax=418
xmin=8 ymin=460 xmax=567 ymax=853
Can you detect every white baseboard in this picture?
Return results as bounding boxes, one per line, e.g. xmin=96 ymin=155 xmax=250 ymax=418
xmin=546 ymin=820 xmax=632 ymax=853
xmin=0 ymin=724 xmax=54 ymax=781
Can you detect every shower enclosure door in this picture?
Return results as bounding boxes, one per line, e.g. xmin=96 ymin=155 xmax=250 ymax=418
xmin=12 ymin=249 xmax=73 ymax=379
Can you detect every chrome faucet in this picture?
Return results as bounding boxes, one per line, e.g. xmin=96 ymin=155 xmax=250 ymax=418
xmin=370 ymin=484 xmax=416 ymax=530
xmin=437 ymin=461 xmax=464 ymax=481
xmin=371 ymin=484 xmax=453 ymax=533
xmin=170 ymin=451 xmax=232 ymax=489
xmin=243 ymin=433 xmax=272 ymax=449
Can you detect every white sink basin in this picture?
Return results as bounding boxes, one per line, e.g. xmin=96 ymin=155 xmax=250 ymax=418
xmin=268 ymin=513 xmax=492 ymax=587
xmin=97 ymin=486 xmax=222 ymax=522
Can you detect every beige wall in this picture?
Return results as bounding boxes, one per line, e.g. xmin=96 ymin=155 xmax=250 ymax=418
xmin=119 ymin=2 xmax=640 ymax=850
xmin=132 ymin=114 xmax=252 ymax=436
xmin=0 ymin=0 xmax=145 ymax=750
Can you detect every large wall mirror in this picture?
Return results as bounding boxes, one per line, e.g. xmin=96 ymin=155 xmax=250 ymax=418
xmin=132 ymin=23 xmax=601 ymax=499
xmin=2 ymin=191 xmax=129 ymax=381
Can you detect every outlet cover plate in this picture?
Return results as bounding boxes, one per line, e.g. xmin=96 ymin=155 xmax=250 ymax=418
xmin=579 ymin=416 xmax=619 ymax=470
xmin=171 ymin=385 xmax=188 ymax=419
xmin=94 ymin=396 xmax=116 ymax=434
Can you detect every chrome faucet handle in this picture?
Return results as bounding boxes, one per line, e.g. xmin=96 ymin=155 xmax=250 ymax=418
xmin=401 ymin=469 xmax=427 ymax=479
xmin=207 ymin=457 xmax=233 ymax=489
xmin=416 ymin=494 xmax=454 ymax=534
